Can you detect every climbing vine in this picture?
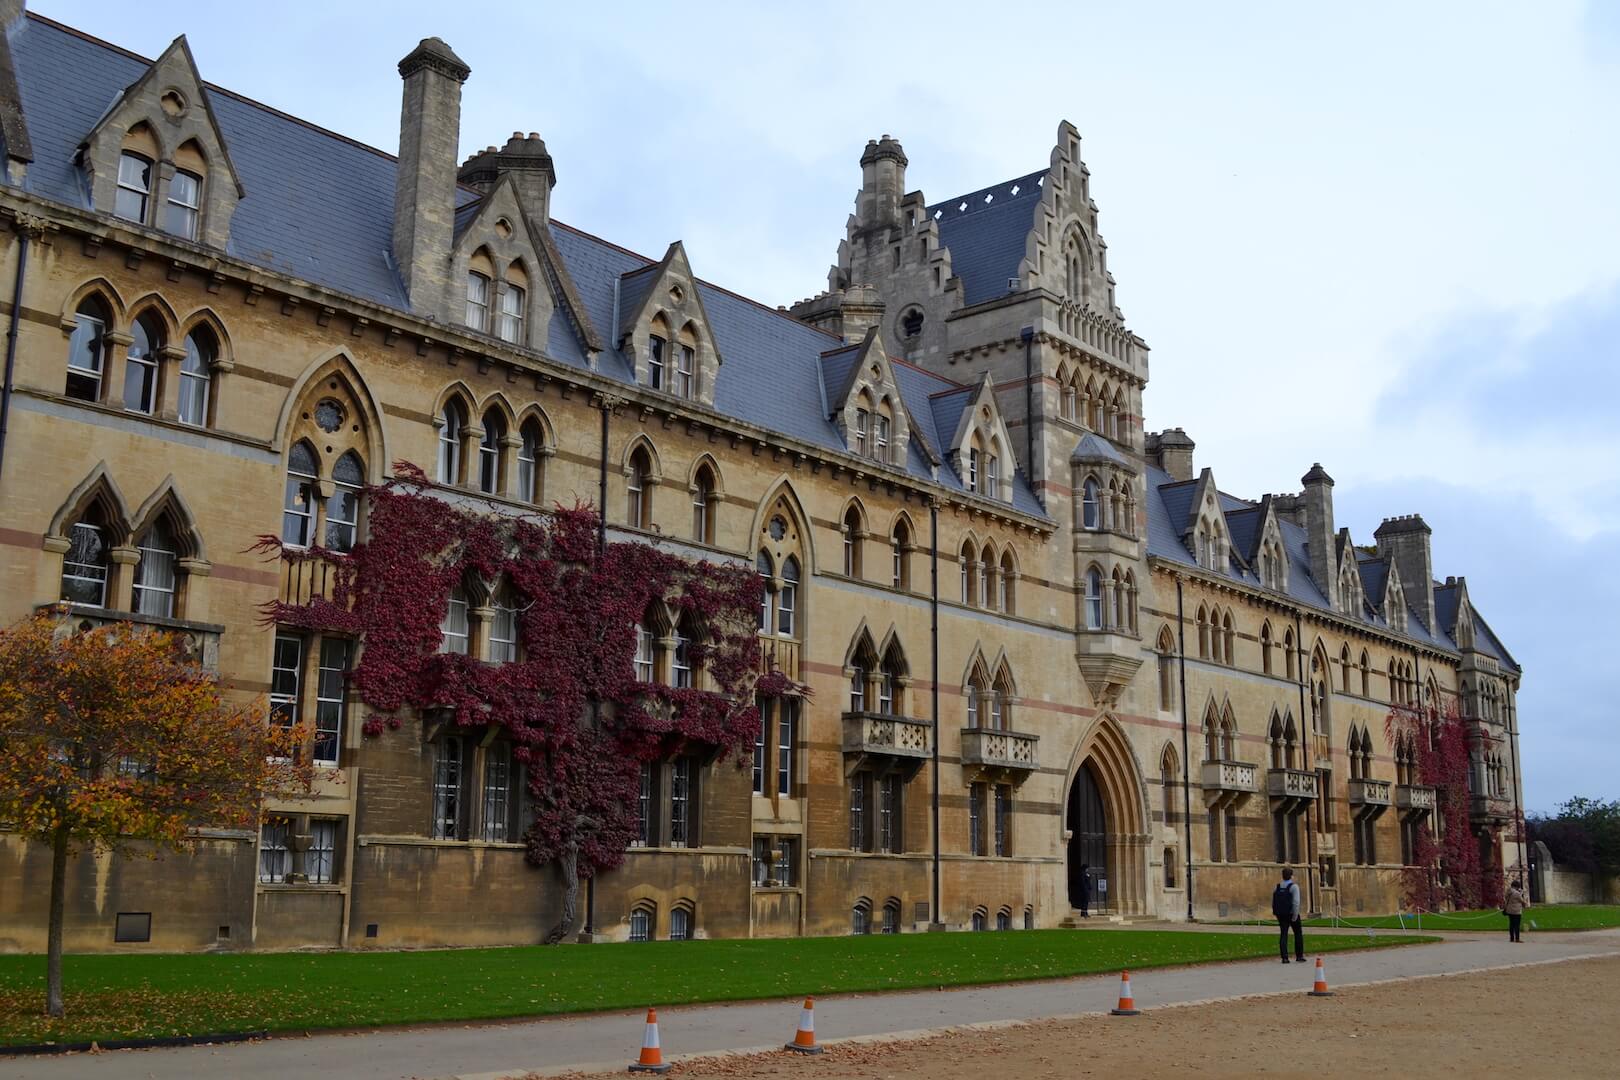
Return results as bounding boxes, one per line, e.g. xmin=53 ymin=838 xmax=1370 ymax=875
xmin=1387 ymin=697 xmax=1503 ymax=912
xmin=255 ymin=463 xmax=783 ymax=941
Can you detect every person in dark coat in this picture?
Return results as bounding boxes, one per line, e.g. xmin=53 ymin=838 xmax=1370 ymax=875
xmin=1273 ymin=866 xmax=1305 ymax=962
xmin=1079 ymin=863 xmax=1091 ymax=917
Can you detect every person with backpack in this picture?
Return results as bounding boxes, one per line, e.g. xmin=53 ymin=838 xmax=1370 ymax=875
xmin=1273 ymin=867 xmax=1305 ymax=963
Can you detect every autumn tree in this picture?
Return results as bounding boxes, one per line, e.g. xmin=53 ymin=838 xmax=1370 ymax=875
xmin=0 ymin=611 xmax=309 ymax=1018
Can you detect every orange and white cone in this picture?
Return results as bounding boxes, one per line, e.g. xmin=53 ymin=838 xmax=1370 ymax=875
xmin=629 ymin=1007 xmax=672 ymax=1073
xmin=785 ymin=996 xmax=824 ymax=1054
xmin=1307 ymin=956 xmax=1334 ymax=997
xmin=1110 ymin=969 xmax=1140 ymax=1015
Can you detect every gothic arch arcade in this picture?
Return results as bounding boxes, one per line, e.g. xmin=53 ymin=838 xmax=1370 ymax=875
xmin=1065 ymin=717 xmax=1149 ymax=915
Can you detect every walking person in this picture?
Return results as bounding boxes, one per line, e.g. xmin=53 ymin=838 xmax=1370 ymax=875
xmin=1273 ymin=867 xmax=1305 ymax=963
xmin=1504 ymin=879 xmax=1530 ymax=943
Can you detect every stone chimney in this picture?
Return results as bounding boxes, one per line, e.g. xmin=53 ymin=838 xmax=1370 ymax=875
xmin=1146 ymin=428 xmax=1195 ymax=481
xmin=458 ymin=131 xmax=556 ymax=225
xmin=1301 ymin=463 xmax=1339 ymax=611
xmin=788 ymin=284 xmax=886 ymax=343
xmin=1374 ymin=514 xmax=1436 ymax=632
xmin=856 ymin=135 xmax=907 ymax=236
xmin=392 ymin=37 xmax=470 ymax=313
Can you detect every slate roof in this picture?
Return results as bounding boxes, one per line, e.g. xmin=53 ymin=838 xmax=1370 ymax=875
xmin=927 ymin=170 xmax=1045 ymax=306
xmin=1144 ymin=465 xmax=1468 ymax=656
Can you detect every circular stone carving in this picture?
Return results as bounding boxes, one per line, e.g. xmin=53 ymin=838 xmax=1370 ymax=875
xmin=313 ymin=398 xmax=346 ymax=434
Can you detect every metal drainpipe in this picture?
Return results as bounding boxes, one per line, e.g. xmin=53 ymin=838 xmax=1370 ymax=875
xmin=583 ymin=396 xmax=611 ymax=938
xmin=1507 ymin=681 xmax=1525 ymax=876
xmin=1295 ymin=608 xmax=1315 ymax=914
xmin=1176 ymin=577 xmax=1194 ymax=920
xmin=0 ymin=219 xmax=31 ymax=489
xmin=1020 ymin=326 xmax=1037 ymax=509
xmin=930 ymin=499 xmax=941 ymax=925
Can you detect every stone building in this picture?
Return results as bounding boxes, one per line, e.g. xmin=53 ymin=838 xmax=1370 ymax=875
xmin=0 ymin=6 xmax=1524 ymax=951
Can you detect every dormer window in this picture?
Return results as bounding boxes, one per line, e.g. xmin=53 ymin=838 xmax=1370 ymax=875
xmin=854 ymin=408 xmax=870 ymax=455
xmin=498 ymin=283 xmax=525 ymax=344
xmin=115 ymin=152 xmax=153 ymax=224
xmin=875 ymin=413 xmax=890 ymax=456
xmin=675 ymin=342 xmax=695 ymax=398
xmin=984 ymin=453 xmax=999 ymax=496
xmin=968 ymin=447 xmax=980 ymax=492
xmin=166 ymin=170 xmax=202 ymax=240
xmin=647 ymin=334 xmax=666 ymax=390
xmin=466 ymin=271 xmax=491 ymax=333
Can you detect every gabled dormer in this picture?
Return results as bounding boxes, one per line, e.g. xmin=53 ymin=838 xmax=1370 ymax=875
xmin=1183 ymin=468 xmax=1231 ymax=573
xmin=946 ymin=374 xmax=1016 ymax=502
xmin=617 ymin=242 xmax=721 ymax=406
xmin=1251 ymin=496 xmax=1289 ymax=591
xmin=76 ymin=36 xmax=243 ymax=248
xmin=1381 ymin=560 xmax=1408 ymax=631
xmin=449 ymin=174 xmax=552 ymax=352
xmin=825 ymin=327 xmax=913 ymax=468
xmin=1335 ymin=530 xmax=1365 ymax=617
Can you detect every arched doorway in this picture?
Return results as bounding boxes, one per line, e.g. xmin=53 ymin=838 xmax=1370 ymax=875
xmin=1064 ymin=716 xmax=1150 ymax=915
xmin=1067 ymin=763 xmax=1108 ymax=911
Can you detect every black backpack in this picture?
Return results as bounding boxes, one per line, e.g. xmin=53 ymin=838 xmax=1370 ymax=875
xmin=1271 ymin=882 xmax=1294 ymax=920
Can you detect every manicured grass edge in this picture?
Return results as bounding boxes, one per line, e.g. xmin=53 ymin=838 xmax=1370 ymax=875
xmin=0 ymin=934 xmax=1436 ymax=1055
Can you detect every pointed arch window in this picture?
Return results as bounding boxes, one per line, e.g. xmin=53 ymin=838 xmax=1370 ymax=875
xmin=1260 ymin=623 xmax=1273 ymax=675
xmin=282 ymin=440 xmax=319 ymax=548
xmin=692 ymin=464 xmax=716 ymax=543
xmin=489 ymin=584 xmax=520 ymax=664
xmin=1157 ymin=630 xmax=1177 ymax=710
xmin=674 ymin=326 xmax=697 ymax=398
xmin=633 ymin=619 xmax=655 ymax=682
xmin=891 ymin=519 xmax=911 ymax=591
xmin=1082 ymin=477 xmax=1100 ymax=530
xmin=959 ymin=542 xmax=974 ymax=605
xmin=966 ymin=671 xmax=983 ymax=729
xmin=115 ymin=151 xmax=153 ymax=224
xmin=517 ymin=420 xmax=543 ymax=504
xmin=66 ymin=296 xmax=111 ymax=402
xmin=646 ymin=331 xmax=666 ymax=391
xmin=437 ymin=399 xmax=466 ymax=485
xmin=61 ymin=513 xmax=111 ymax=607
xmin=166 ymin=169 xmax=202 ymax=240
xmin=1085 ymin=568 xmax=1104 ymax=630
xmin=978 ymin=546 xmax=992 ymax=608
xmin=672 ymin=616 xmax=695 ymax=689
xmin=849 ymin=653 xmax=869 ymax=713
xmin=627 ymin=446 xmax=652 ymax=529
xmin=479 ymin=409 xmax=506 ymax=495
xmin=466 ymin=271 xmax=491 ymax=333
xmin=326 ymin=451 xmax=364 ymax=552
xmin=777 ymin=556 xmax=800 ymax=637
xmin=498 ymin=283 xmax=525 ymax=344
xmin=1000 ymin=551 xmax=1016 ymax=614
xmin=132 ymin=520 xmax=179 ymax=618
xmin=124 ymin=314 xmax=161 ymax=415
xmin=175 ymin=327 xmax=216 ymax=426
xmin=756 ymin=551 xmax=773 ymax=632
xmin=842 ymin=507 xmax=863 ymax=578
xmin=439 ymin=585 xmax=470 ymax=655
xmin=1161 ymin=749 xmax=1177 ymax=823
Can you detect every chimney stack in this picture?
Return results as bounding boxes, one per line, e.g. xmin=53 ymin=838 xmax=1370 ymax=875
xmin=1301 ymin=463 xmax=1339 ymax=611
xmin=393 ymin=37 xmax=470 ymax=312
xmin=1373 ymin=514 xmax=1436 ymax=632
xmin=856 ymin=135 xmax=907 ymax=235
xmin=788 ymin=284 xmax=886 ymax=343
xmin=1147 ymin=428 xmax=1195 ymax=481
xmin=457 ymin=131 xmax=556 ymax=225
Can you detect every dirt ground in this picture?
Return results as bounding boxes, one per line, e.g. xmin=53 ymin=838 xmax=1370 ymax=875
xmin=557 ymin=955 xmax=1620 ymax=1080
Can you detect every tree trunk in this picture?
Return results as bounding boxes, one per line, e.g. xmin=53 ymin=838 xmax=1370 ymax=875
xmin=46 ymin=824 xmax=69 ymax=1019
xmin=544 ymin=843 xmax=579 ymax=945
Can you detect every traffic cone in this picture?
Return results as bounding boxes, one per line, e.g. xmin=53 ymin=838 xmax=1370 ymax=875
xmin=1110 ymin=969 xmax=1140 ymax=1015
xmin=629 ymin=1007 xmax=672 ymax=1073
xmin=1307 ymin=956 xmax=1334 ymax=997
xmin=784 ymin=996 xmax=824 ymax=1054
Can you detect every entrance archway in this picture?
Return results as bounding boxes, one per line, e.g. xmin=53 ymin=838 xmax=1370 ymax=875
xmin=1067 ymin=763 xmax=1108 ymax=910
xmin=1064 ymin=716 xmax=1149 ymax=915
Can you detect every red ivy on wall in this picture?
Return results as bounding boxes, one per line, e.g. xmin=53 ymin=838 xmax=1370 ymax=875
xmin=1387 ymin=697 xmax=1503 ymax=912
xmin=255 ymin=463 xmax=779 ymax=940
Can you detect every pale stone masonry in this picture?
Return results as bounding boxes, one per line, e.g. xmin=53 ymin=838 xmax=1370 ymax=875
xmin=0 ymin=4 xmax=1524 ymax=951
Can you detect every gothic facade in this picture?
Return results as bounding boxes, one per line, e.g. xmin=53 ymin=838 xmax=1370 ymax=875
xmin=0 ymin=7 xmax=1523 ymax=951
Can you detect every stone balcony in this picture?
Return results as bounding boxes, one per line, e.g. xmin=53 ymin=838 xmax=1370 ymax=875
xmin=1200 ymin=759 xmax=1260 ymax=808
xmin=960 ymin=727 xmax=1038 ymax=783
xmin=1348 ymin=778 xmax=1392 ymax=819
xmin=1470 ymin=794 xmax=1514 ymax=823
xmin=1075 ymin=630 xmax=1143 ymax=707
xmin=1395 ymin=784 xmax=1437 ymax=814
xmin=842 ymin=711 xmax=931 ymax=779
xmin=37 ymin=602 xmax=224 ymax=671
xmin=1266 ymin=767 xmax=1318 ymax=810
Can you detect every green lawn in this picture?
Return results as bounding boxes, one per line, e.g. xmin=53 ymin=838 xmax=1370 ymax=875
xmin=1228 ymin=904 xmax=1620 ymax=932
xmin=0 ymin=928 xmax=1432 ymax=1049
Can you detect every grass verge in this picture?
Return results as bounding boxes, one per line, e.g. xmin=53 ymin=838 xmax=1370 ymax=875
xmin=0 ymin=928 xmax=1433 ymax=1049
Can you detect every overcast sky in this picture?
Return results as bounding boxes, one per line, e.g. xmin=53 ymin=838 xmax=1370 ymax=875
xmin=40 ymin=0 xmax=1619 ymax=811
